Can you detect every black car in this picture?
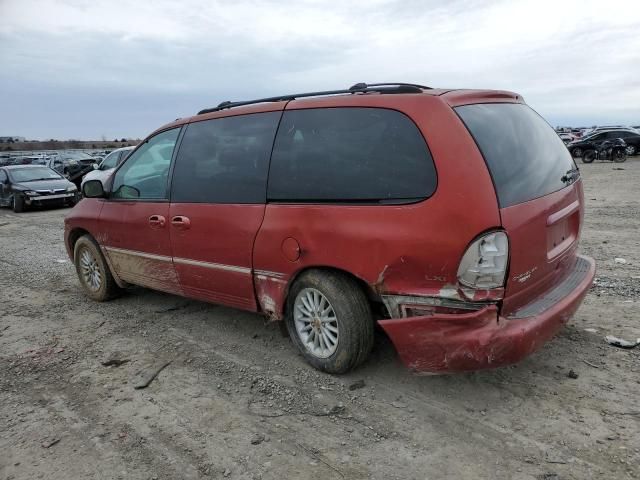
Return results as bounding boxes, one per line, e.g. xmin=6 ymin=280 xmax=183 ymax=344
xmin=0 ymin=165 xmax=80 ymax=212
xmin=567 ymin=129 xmax=640 ymax=157
xmin=46 ymin=152 xmax=98 ymax=185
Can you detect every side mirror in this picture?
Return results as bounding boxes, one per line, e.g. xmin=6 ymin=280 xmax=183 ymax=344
xmin=83 ymin=179 xmax=106 ymax=198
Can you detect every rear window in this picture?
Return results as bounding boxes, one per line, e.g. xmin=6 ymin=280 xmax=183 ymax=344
xmin=267 ymin=107 xmax=436 ymax=203
xmin=456 ymin=103 xmax=576 ymax=208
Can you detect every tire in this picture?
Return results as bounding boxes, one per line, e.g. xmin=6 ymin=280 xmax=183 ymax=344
xmin=582 ymin=150 xmax=596 ymax=163
xmin=285 ymin=270 xmax=374 ymax=374
xmin=613 ymin=149 xmax=627 ymax=163
xmin=73 ymin=235 xmax=121 ymax=301
xmin=571 ymin=147 xmax=583 ymax=158
xmin=12 ymin=194 xmax=25 ymax=213
xmin=625 ymin=145 xmax=636 ymax=156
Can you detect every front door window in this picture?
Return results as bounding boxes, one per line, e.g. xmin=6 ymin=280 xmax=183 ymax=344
xmin=112 ymin=128 xmax=180 ymax=200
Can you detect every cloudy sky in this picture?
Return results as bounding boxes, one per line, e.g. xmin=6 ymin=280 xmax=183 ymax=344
xmin=1 ymin=0 xmax=639 ymax=140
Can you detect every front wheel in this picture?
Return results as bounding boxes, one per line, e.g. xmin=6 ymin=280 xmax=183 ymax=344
xmin=582 ymin=150 xmax=596 ymax=163
xmin=571 ymin=147 xmax=583 ymax=158
xmin=12 ymin=194 xmax=25 ymax=213
xmin=613 ymin=148 xmax=627 ymax=163
xmin=625 ymin=145 xmax=636 ymax=156
xmin=73 ymin=235 xmax=121 ymax=301
xmin=285 ymin=270 xmax=374 ymax=374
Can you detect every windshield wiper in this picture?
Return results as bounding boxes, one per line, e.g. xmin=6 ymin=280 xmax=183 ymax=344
xmin=561 ymin=168 xmax=580 ymax=184
xmin=22 ymin=177 xmax=59 ymax=182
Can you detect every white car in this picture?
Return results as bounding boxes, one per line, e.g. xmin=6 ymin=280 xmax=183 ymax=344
xmin=81 ymin=146 xmax=135 ymax=189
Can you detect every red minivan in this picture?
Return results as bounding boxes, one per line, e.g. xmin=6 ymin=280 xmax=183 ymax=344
xmin=66 ymin=83 xmax=595 ymax=374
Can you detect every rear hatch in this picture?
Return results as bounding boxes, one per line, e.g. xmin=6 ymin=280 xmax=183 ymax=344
xmin=456 ymin=103 xmax=583 ymax=315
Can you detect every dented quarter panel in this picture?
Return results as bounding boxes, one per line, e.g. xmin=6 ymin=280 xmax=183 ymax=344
xmin=253 ymin=274 xmax=288 ymax=320
xmin=253 ymin=95 xmax=501 ymax=316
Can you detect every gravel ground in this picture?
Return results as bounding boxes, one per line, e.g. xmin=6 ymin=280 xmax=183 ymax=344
xmin=1 ymin=159 xmax=639 ymax=480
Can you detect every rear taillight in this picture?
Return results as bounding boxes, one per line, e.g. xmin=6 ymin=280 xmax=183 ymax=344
xmin=457 ymin=231 xmax=509 ymax=290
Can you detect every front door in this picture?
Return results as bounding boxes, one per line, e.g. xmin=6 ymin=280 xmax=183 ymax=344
xmin=98 ymin=127 xmax=182 ymax=294
xmin=168 ymin=111 xmax=282 ymax=311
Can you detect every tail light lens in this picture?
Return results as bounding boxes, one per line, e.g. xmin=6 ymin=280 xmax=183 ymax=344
xmin=457 ymin=231 xmax=509 ymax=289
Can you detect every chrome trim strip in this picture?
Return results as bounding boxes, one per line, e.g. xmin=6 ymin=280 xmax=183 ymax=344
xmin=173 ymin=257 xmax=251 ymax=275
xmin=105 ymin=246 xmax=172 ymax=263
xmin=254 ymin=269 xmax=287 ymax=279
xmin=104 ymin=246 xmax=263 ymax=276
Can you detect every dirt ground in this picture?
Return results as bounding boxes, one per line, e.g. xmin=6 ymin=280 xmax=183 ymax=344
xmin=1 ymin=159 xmax=639 ymax=480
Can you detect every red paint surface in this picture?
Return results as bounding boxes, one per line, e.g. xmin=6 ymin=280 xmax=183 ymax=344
xmin=64 ymin=88 xmax=595 ymax=373
xmin=252 ymin=94 xmax=501 ymax=316
xmin=99 ymin=200 xmax=181 ymax=294
xmin=168 ymin=203 xmax=264 ymax=310
xmin=500 ymin=181 xmax=585 ymax=316
xmin=379 ymin=255 xmax=595 ymax=373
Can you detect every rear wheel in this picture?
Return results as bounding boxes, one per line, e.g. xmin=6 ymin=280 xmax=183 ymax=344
xmin=582 ymin=150 xmax=596 ymax=163
xmin=625 ymin=145 xmax=636 ymax=156
xmin=12 ymin=194 xmax=25 ymax=213
xmin=285 ymin=270 xmax=374 ymax=374
xmin=73 ymin=235 xmax=121 ymax=301
xmin=613 ymin=148 xmax=627 ymax=163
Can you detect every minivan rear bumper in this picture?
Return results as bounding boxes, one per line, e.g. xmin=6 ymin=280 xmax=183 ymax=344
xmin=378 ymin=255 xmax=595 ymax=373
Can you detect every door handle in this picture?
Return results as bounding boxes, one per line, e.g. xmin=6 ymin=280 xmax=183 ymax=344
xmin=171 ymin=215 xmax=191 ymax=229
xmin=148 ymin=215 xmax=166 ymax=228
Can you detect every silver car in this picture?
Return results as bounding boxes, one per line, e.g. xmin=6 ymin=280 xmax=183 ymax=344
xmin=81 ymin=146 xmax=135 ymax=188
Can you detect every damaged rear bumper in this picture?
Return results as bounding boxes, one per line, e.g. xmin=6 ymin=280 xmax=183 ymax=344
xmin=378 ymin=255 xmax=595 ymax=373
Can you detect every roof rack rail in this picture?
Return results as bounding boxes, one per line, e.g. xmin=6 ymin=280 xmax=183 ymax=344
xmin=197 ymin=82 xmax=431 ymax=115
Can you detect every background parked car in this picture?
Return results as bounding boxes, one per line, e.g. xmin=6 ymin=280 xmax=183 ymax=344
xmin=567 ymin=129 xmax=640 ymax=157
xmin=0 ymin=165 xmax=79 ymax=212
xmin=81 ymin=146 xmax=135 ymax=188
xmin=46 ymin=152 xmax=98 ymax=186
xmin=558 ymin=133 xmax=575 ymax=145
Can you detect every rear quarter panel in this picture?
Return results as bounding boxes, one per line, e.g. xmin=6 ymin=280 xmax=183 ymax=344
xmin=253 ymin=95 xmax=501 ymax=318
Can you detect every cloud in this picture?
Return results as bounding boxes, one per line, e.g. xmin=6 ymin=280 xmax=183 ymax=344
xmin=1 ymin=0 xmax=639 ymax=138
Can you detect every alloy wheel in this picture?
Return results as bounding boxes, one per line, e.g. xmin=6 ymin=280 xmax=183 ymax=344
xmin=293 ymin=288 xmax=339 ymax=358
xmin=79 ymin=248 xmax=102 ymax=291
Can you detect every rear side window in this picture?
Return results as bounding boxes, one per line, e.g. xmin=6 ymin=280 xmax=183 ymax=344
xmin=456 ymin=103 xmax=577 ymax=208
xmin=267 ymin=107 xmax=436 ymax=203
xmin=171 ymin=112 xmax=281 ymax=203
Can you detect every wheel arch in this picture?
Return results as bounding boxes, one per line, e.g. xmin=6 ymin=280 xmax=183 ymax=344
xmin=67 ymin=227 xmax=92 ymax=260
xmin=68 ymin=229 xmax=128 ymax=289
xmin=255 ymin=265 xmax=381 ymax=322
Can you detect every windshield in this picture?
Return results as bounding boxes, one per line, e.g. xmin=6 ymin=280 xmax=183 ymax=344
xmin=9 ymin=167 xmax=62 ymax=182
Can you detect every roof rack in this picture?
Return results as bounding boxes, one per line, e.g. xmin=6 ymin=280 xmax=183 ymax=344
xmin=197 ymin=82 xmax=431 ymax=115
